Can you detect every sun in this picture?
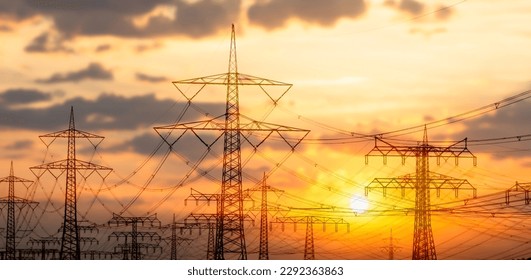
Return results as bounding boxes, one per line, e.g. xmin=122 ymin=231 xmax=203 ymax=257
xmin=349 ymin=194 xmax=369 ymax=214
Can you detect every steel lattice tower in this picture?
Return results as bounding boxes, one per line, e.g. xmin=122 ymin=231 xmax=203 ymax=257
xmin=217 ymin=24 xmax=245 ymax=260
xmin=155 ymin=24 xmax=309 ymax=259
xmin=0 ymin=162 xmax=37 ymax=260
xmin=365 ymin=127 xmax=476 ymax=260
xmin=31 ymin=107 xmax=112 ymax=259
xmin=245 ymin=173 xmax=284 ymax=260
xmin=272 ymin=216 xmax=349 ymax=260
xmin=108 ymin=213 xmax=161 ymax=260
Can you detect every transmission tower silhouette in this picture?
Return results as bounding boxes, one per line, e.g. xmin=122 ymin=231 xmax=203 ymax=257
xmin=0 ymin=162 xmax=38 ymax=260
xmin=244 ymin=173 xmax=284 ymax=260
xmin=108 ymin=213 xmax=162 ymax=260
xmin=161 ymin=214 xmax=192 ymax=260
xmin=272 ymin=215 xmax=349 ymax=260
xmin=381 ymin=229 xmax=401 ymax=260
xmin=184 ymin=189 xmax=253 ymax=259
xmin=27 ymin=237 xmax=60 ymax=260
xmin=30 ymin=107 xmax=112 ymax=259
xmin=506 ymin=182 xmax=530 ymax=205
xmin=365 ymin=127 xmax=476 ymax=260
xmin=155 ymin=24 xmax=309 ymax=259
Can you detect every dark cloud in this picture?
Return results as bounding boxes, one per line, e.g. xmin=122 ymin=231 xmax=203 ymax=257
xmin=248 ymin=0 xmax=366 ymax=30
xmin=103 ymin=132 xmax=222 ymax=161
xmin=0 ymin=0 xmax=240 ymax=38
xmin=0 ymin=91 xmax=225 ymax=131
xmin=136 ymin=72 xmax=168 ymax=83
xmin=35 ymin=62 xmax=113 ymax=83
xmin=95 ymin=44 xmax=111 ymax=52
xmin=3 ymin=140 xmax=33 ymax=150
xmin=398 ymin=0 xmax=424 ymax=15
xmin=385 ymin=1 xmax=455 ymax=21
xmin=0 ymin=88 xmax=52 ymax=105
xmin=437 ymin=100 xmax=531 ymax=159
xmin=24 ymin=32 xmax=72 ymax=53
xmin=0 ymin=24 xmax=11 ymax=31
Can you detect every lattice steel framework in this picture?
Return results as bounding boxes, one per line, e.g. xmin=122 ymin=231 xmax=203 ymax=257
xmin=506 ymin=182 xmax=530 ymax=205
xmin=108 ymin=213 xmax=162 ymax=260
xmin=365 ymin=127 xmax=476 ymax=260
xmin=31 ymin=107 xmax=111 ymax=259
xmin=0 ymin=162 xmax=37 ymax=260
xmin=271 ymin=216 xmax=349 ymax=260
xmin=155 ymin=25 xmax=309 ymax=259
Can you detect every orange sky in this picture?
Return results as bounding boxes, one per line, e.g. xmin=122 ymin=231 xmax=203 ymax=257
xmin=1 ymin=0 xmax=531 ymax=260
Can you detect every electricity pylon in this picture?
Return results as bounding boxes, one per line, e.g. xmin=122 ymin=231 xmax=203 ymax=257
xmin=154 ymin=24 xmax=309 ymax=260
xmin=365 ymin=127 xmax=476 ymax=260
xmin=108 ymin=213 xmax=162 ymax=260
xmin=0 ymin=162 xmax=38 ymax=260
xmin=505 ymin=182 xmax=530 ymax=205
xmin=27 ymin=237 xmax=60 ymax=260
xmin=184 ymin=189 xmax=253 ymax=259
xmin=245 ymin=173 xmax=284 ymax=260
xmin=30 ymin=107 xmax=112 ymax=259
xmin=381 ymin=229 xmax=401 ymax=260
xmin=271 ymin=216 xmax=349 ymax=260
xmin=161 ymin=214 xmax=192 ymax=260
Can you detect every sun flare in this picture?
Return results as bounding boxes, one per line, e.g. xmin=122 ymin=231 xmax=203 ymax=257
xmin=350 ymin=194 xmax=369 ymax=214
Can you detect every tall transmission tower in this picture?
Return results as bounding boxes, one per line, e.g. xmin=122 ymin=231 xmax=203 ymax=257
xmin=382 ymin=229 xmax=401 ymax=260
xmin=161 ymin=214 xmax=192 ymax=260
xmin=27 ymin=237 xmax=60 ymax=260
xmin=506 ymin=182 xmax=530 ymax=205
xmin=271 ymin=216 xmax=349 ymax=260
xmin=30 ymin=107 xmax=112 ymax=259
xmin=155 ymin=24 xmax=309 ymax=260
xmin=245 ymin=173 xmax=284 ymax=260
xmin=0 ymin=162 xmax=38 ymax=260
xmin=184 ymin=189 xmax=253 ymax=259
xmin=365 ymin=127 xmax=476 ymax=260
xmin=108 ymin=213 xmax=162 ymax=260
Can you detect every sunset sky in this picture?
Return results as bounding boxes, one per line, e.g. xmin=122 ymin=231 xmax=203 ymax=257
xmin=1 ymin=0 xmax=530 ymax=260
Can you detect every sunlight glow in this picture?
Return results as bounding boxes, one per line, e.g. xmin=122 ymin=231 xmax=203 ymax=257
xmin=350 ymin=194 xmax=369 ymax=214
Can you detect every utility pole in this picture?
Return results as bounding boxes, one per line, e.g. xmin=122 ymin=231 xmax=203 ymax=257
xmin=155 ymin=24 xmax=308 ymax=260
xmin=0 ymin=162 xmax=38 ymax=260
xmin=108 ymin=213 xmax=162 ymax=260
xmin=365 ymin=127 xmax=476 ymax=260
xmin=30 ymin=107 xmax=112 ymax=259
xmin=271 ymin=216 xmax=349 ymax=260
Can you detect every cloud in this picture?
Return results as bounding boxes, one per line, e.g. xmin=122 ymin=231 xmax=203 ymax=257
xmin=3 ymin=140 xmax=33 ymax=150
xmin=248 ymin=0 xmax=366 ymax=30
xmin=0 ymin=91 xmax=225 ymax=131
xmin=385 ymin=0 xmax=455 ymax=21
xmin=95 ymin=44 xmax=111 ymax=52
xmin=434 ymin=100 xmax=531 ymax=159
xmin=0 ymin=88 xmax=52 ymax=105
xmin=24 ymin=32 xmax=72 ymax=53
xmin=103 ymin=132 xmax=222 ymax=160
xmin=0 ymin=0 xmax=241 ymax=39
xmin=398 ymin=0 xmax=425 ymax=15
xmin=136 ymin=72 xmax=168 ymax=83
xmin=35 ymin=62 xmax=113 ymax=83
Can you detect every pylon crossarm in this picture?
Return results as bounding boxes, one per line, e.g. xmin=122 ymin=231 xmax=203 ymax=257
xmin=0 ymin=175 xmax=33 ymax=184
xmin=173 ymin=72 xmax=292 ymax=86
xmin=506 ymin=182 xmax=531 ymax=205
xmin=39 ymin=129 xmax=104 ymax=148
xmin=366 ymin=172 xmax=476 ymax=198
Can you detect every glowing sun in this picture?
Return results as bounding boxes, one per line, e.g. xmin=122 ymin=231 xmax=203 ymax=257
xmin=350 ymin=194 xmax=369 ymax=213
